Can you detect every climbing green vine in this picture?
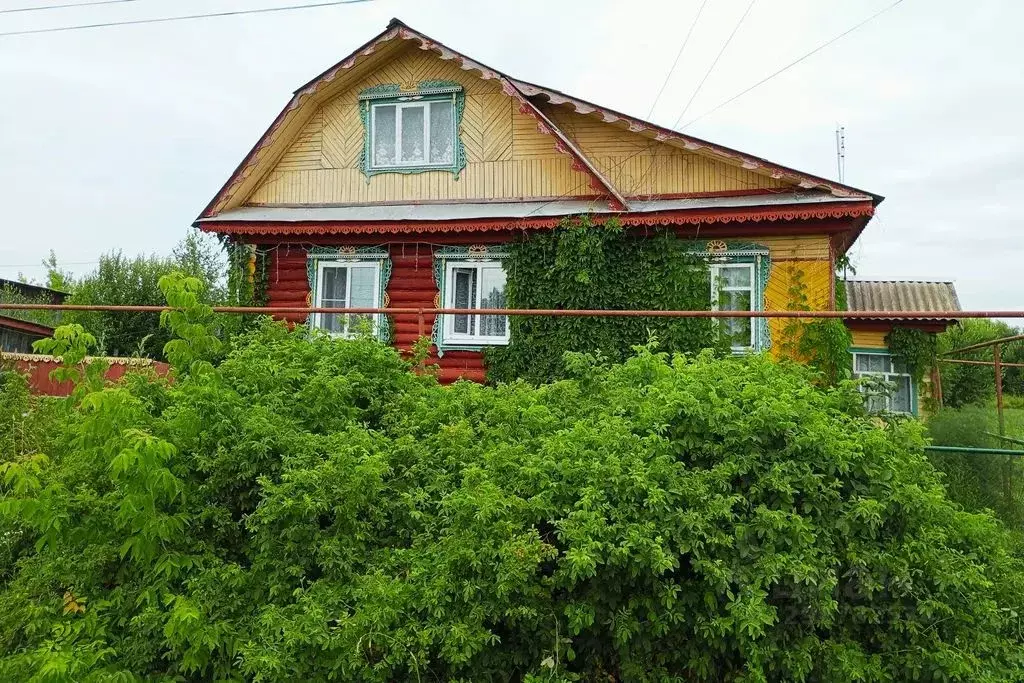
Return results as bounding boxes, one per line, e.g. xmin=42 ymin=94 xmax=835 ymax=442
xmin=886 ymin=326 xmax=937 ymax=384
xmin=778 ymin=263 xmax=851 ymax=386
xmin=226 ymin=241 xmax=269 ymax=307
xmin=485 ymin=216 xmax=725 ymax=384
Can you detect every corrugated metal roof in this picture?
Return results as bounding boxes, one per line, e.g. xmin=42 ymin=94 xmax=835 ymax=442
xmin=845 ymin=280 xmax=961 ymax=320
xmin=200 ymin=192 xmax=853 ymax=223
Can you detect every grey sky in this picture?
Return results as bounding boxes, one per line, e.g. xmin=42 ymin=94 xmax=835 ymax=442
xmin=1 ymin=0 xmax=1020 ymax=313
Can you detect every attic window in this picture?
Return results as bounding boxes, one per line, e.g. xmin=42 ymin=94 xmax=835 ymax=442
xmin=372 ymin=100 xmax=454 ymax=167
xmin=359 ymin=83 xmax=466 ymax=179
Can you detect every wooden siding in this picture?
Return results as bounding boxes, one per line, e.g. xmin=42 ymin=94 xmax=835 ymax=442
xmin=543 ymin=106 xmax=789 ymax=197
xmin=261 ymin=232 xmax=833 ymax=382
xmin=764 ymin=257 xmax=833 ymax=358
xmin=243 ymin=43 xmax=794 ymax=206
xmin=849 ymin=329 xmax=889 ymax=349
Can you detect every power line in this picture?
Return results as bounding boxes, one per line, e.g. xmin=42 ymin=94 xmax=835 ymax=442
xmin=645 ymin=0 xmax=709 ymax=120
xmin=0 ymin=0 xmax=139 ymax=14
xmin=680 ymin=0 xmax=907 ymax=129
xmin=671 ymin=0 xmax=757 ymax=129
xmin=0 ymin=0 xmax=374 ymax=37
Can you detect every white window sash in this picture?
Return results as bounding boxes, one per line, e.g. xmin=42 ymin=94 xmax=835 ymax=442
xmin=370 ymin=100 xmax=453 ymax=169
xmin=442 ymin=260 xmax=509 ymax=346
xmin=314 ymin=260 xmax=382 ymax=338
xmin=710 ymin=262 xmax=756 ymax=350
xmin=852 ymin=352 xmax=913 ymax=413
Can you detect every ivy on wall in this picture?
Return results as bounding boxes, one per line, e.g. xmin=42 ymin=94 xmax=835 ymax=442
xmin=485 ymin=216 xmax=726 ymax=384
xmin=226 ymin=242 xmax=269 ymax=307
xmin=886 ymin=326 xmax=937 ymax=384
xmin=779 ymin=262 xmax=852 ymax=386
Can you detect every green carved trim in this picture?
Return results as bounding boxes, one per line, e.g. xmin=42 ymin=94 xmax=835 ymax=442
xmin=431 ymin=246 xmax=510 ymax=357
xmin=688 ymin=240 xmax=772 ymax=352
xmin=359 ymin=81 xmax=467 ymax=181
xmin=306 ymin=247 xmax=391 ymax=342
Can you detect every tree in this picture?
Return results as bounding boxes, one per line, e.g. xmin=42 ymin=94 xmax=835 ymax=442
xmin=0 ymin=285 xmax=1022 ymax=680
xmin=60 ymin=232 xmax=226 ymax=359
xmin=937 ymin=319 xmax=1021 ymax=407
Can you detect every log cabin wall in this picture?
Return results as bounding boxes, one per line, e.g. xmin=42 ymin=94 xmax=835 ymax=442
xmin=256 ymin=226 xmax=841 ymax=381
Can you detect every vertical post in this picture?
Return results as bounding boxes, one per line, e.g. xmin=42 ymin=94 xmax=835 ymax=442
xmin=828 ymin=238 xmax=837 ymax=311
xmin=932 ymin=364 xmax=944 ymax=409
xmin=995 ymin=343 xmax=1005 ymax=437
xmin=417 ymin=309 xmax=425 ymax=338
xmin=994 ymin=343 xmax=1013 ymax=511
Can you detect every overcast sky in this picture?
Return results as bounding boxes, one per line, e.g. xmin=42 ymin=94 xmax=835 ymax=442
xmin=1 ymin=0 xmax=1021 ymax=312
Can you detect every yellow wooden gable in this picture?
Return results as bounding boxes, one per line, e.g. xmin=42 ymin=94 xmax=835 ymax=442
xmin=245 ymin=42 xmax=789 ymax=206
xmin=202 ymin=19 xmax=870 ymax=217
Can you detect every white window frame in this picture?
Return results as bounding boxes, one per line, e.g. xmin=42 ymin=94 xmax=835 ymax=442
xmin=442 ymin=260 xmax=509 ymax=346
xmin=370 ymin=100 xmax=455 ymax=170
xmin=710 ymin=261 xmax=756 ymax=351
xmin=313 ymin=260 xmax=382 ymax=338
xmin=852 ymin=351 xmax=915 ymax=414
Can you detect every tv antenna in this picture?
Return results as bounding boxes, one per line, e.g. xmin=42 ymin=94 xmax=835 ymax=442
xmin=835 ymin=125 xmax=846 ymax=182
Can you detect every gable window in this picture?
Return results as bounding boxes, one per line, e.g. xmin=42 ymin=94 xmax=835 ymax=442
xmin=372 ymin=101 xmax=455 ymax=168
xmin=433 ymin=247 xmax=509 ymax=353
xmin=852 ymin=351 xmax=914 ymax=414
xmin=359 ymin=82 xmax=466 ymax=178
xmin=307 ymin=248 xmax=391 ymax=340
xmin=710 ymin=262 xmax=755 ymax=350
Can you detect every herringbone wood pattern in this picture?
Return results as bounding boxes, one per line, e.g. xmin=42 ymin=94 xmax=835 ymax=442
xmin=321 ymin=101 xmax=362 ymax=169
xmin=462 ymin=94 xmax=512 ymax=163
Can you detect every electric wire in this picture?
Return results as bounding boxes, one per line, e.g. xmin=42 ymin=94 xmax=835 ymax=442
xmin=0 ymin=0 xmax=374 ymax=37
xmin=670 ymin=0 xmax=757 ymax=129
xmin=680 ymin=0 xmax=907 ymax=129
xmin=645 ymin=0 xmax=709 ymax=120
xmin=0 ymin=0 xmax=139 ymax=14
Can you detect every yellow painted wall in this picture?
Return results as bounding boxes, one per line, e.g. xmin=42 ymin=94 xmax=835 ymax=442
xmin=244 ymin=43 xmax=791 ymax=206
xmin=849 ymin=329 xmax=888 ymax=349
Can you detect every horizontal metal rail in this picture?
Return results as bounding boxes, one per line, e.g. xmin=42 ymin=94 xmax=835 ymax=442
xmin=0 ymin=303 xmax=1017 ymax=319
xmin=944 ymin=333 xmax=1024 ymax=356
xmin=925 ymin=445 xmax=1024 ymax=456
xmin=940 ymin=358 xmax=1024 ymax=368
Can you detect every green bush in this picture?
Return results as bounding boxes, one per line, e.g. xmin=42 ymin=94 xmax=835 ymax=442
xmin=1 ymin=286 xmax=1023 ymax=680
xmin=927 ymin=407 xmax=1024 ymax=528
xmin=937 ymin=320 xmax=1021 ymax=407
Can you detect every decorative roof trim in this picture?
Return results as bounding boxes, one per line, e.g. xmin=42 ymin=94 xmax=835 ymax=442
xmin=195 ymin=18 xmax=880 ymax=222
xmin=500 ymin=80 xmax=627 ymax=210
xmin=200 ymin=201 xmax=874 ymax=237
xmin=0 ymin=352 xmax=161 ymax=367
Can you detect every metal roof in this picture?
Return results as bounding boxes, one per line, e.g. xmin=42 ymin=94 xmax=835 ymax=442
xmin=200 ymin=192 xmax=855 ymax=224
xmin=845 ymin=280 xmax=961 ymax=320
xmin=0 ymin=278 xmax=68 ymax=302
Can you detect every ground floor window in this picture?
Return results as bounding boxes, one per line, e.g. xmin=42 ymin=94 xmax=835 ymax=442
xmin=852 ymin=351 xmax=914 ymax=414
xmin=307 ymin=247 xmax=391 ymax=340
xmin=433 ymin=247 xmax=509 ymax=352
xmin=710 ymin=261 xmax=756 ymax=351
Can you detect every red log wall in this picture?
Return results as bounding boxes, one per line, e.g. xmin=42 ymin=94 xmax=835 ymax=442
xmin=265 ymin=242 xmax=491 ymax=383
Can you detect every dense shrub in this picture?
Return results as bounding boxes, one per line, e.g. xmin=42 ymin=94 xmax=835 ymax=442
xmin=937 ymin=320 xmax=1023 ymax=407
xmin=1 ymin=286 xmax=1023 ymax=680
xmin=926 ymin=407 xmax=1024 ymax=528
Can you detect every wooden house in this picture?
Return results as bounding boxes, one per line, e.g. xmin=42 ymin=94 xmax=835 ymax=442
xmin=195 ymin=18 xmax=945 ymax=412
xmin=845 ymin=280 xmax=961 ymax=414
xmin=0 ymin=278 xmax=66 ymax=354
